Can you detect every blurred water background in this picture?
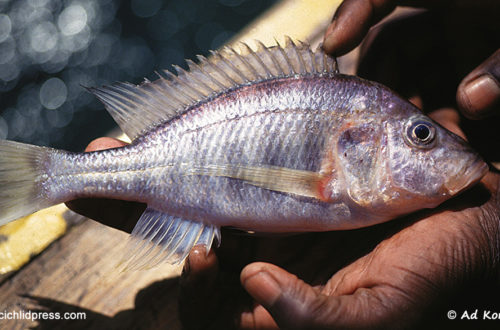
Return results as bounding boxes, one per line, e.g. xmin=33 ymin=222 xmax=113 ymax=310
xmin=0 ymin=0 xmax=277 ymax=151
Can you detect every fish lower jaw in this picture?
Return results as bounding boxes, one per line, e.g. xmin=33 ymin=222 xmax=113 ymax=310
xmin=444 ymin=159 xmax=488 ymax=196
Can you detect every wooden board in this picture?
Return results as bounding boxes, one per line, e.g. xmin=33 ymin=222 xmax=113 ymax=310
xmin=0 ymin=216 xmax=183 ymax=329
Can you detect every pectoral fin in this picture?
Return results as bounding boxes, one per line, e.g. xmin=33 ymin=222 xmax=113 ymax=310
xmin=187 ymin=164 xmax=327 ymax=199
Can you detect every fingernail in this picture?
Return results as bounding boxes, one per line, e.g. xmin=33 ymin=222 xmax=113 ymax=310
xmin=191 ymin=245 xmax=209 ymax=260
xmin=463 ymin=75 xmax=500 ymax=115
xmin=243 ymin=271 xmax=282 ymax=307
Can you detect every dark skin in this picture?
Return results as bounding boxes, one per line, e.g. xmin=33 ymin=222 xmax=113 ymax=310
xmin=67 ymin=0 xmax=500 ymax=328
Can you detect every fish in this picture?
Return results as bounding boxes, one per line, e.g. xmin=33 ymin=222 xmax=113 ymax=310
xmin=0 ymin=38 xmax=488 ymax=269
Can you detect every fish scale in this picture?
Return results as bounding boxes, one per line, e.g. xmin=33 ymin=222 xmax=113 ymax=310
xmin=0 ymin=38 xmax=488 ymax=268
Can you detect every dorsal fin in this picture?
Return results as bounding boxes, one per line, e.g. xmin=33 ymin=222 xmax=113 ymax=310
xmin=89 ymin=37 xmax=339 ymax=140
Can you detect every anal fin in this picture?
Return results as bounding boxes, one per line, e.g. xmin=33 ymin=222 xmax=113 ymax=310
xmin=120 ymin=207 xmax=220 ymax=270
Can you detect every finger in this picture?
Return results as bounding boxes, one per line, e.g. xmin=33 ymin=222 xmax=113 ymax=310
xmin=323 ymin=0 xmax=398 ymax=55
xmin=241 ymin=262 xmax=321 ymax=328
xmin=65 ymin=198 xmax=145 ymax=233
xmin=457 ymin=49 xmax=500 ymax=119
xmin=181 ymin=245 xmax=219 ymax=287
xmin=84 ymin=137 xmax=128 ymax=151
xmin=239 ymin=305 xmax=278 ymax=329
xmin=179 ymin=247 xmax=221 ymax=329
xmin=241 ymin=262 xmax=404 ymax=328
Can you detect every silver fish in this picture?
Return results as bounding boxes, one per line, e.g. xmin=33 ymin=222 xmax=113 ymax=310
xmin=0 ymin=38 xmax=488 ymax=268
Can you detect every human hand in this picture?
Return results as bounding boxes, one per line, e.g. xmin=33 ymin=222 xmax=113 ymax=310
xmin=323 ymin=0 xmax=500 ymax=120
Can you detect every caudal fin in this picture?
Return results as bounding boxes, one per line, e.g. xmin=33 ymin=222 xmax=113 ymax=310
xmin=0 ymin=140 xmax=56 ymax=226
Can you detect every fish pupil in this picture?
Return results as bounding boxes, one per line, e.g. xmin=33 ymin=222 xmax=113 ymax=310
xmin=404 ymin=117 xmax=436 ymax=148
xmin=414 ymin=124 xmax=430 ymax=141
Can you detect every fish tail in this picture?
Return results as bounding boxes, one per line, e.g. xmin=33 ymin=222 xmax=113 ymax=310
xmin=0 ymin=139 xmax=57 ymax=226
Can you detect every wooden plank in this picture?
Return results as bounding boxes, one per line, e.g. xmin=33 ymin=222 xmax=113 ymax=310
xmin=0 ymin=215 xmax=183 ymax=329
xmin=0 ymin=206 xmax=70 ymax=277
xmin=227 ymin=0 xmax=342 ymax=47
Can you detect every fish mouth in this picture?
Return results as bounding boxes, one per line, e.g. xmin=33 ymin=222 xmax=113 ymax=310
xmin=444 ymin=157 xmax=489 ymax=195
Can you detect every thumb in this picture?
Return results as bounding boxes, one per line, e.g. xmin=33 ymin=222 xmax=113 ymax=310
xmin=241 ymin=262 xmax=403 ymax=329
xmin=457 ymin=49 xmax=500 ymax=119
xmin=241 ymin=262 xmax=321 ymax=328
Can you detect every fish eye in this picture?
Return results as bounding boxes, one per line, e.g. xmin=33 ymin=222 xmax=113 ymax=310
xmin=404 ymin=117 xmax=436 ymax=148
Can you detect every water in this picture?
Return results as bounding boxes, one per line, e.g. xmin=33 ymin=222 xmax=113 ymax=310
xmin=0 ymin=0 xmax=277 ymax=151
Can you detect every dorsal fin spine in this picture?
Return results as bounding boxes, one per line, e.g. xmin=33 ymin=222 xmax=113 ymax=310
xmin=154 ymin=79 xmax=189 ymax=108
xmin=98 ymin=87 xmax=144 ymax=119
xmin=205 ymin=52 xmax=241 ymax=86
xmin=257 ymin=40 xmax=285 ymax=77
xmin=138 ymin=80 xmax=176 ymax=113
xmin=241 ymin=42 xmax=273 ymax=79
xmin=196 ymin=55 xmax=230 ymax=90
xmin=333 ymin=57 xmax=339 ymax=74
xmin=107 ymin=84 xmax=159 ymax=121
xmin=302 ymin=42 xmax=316 ymax=74
xmin=91 ymin=37 xmax=340 ymax=140
xmin=185 ymin=59 xmax=219 ymax=94
xmin=215 ymin=49 xmax=250 ymax=83
xmin=324 ymin=53 xmax=331 ymax=72
xmin=93 ymin=88 xmax=147 ymax=137
xmin=323 ymin=52 xmax=329 ymax=73
xmin=275 ymin=39 xmax=296 ymax=75
xmin=172 ymin=65 xmax=207 ymax=99
xmin=285 ymin=36 xmax=303 ymax=74
xmin=298 ymin=41 xmax=316 ymax=73
xmin=95 ymin=91 xmax=127 ymax=123
xmin=163 ymin=71 xmax=200 ymax=103
xmin=289 ymin=39 xmax=307 ymax=75
xmin=140 ymin=82 xmax=178 ymax=116
xmin=231 ymin=46 xmax=264 ymax=80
